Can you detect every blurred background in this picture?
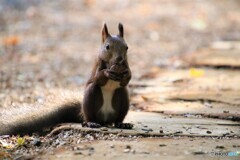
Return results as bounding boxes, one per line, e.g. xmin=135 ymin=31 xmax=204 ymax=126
xmin=0 ymin=0 xmax=240 ymax=104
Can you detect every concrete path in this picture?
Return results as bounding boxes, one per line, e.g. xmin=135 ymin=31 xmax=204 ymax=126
xmin=36 ymin=41 xmax=240 ymax=159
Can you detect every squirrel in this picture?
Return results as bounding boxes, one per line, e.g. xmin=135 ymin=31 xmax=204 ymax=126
xmin=0 ymin=23 xmax=132 ymax=135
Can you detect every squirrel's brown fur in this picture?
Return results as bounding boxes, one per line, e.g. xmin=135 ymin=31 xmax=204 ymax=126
xmin=0 ymin=92 xmax=82 ymax=135
xmin=82 ymin=23 xmax=131 ymax=128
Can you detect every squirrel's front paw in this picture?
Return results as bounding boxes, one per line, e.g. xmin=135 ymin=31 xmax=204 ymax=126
xmin=104 ymin=69 xmax=120 ymax=81
xmin=115 ymin=122 xmax=133 ymax=129
xmin=122 ymin=70 xmax=130 ymax=78
xmin=83 ymin=122 xmax=101 ymax=128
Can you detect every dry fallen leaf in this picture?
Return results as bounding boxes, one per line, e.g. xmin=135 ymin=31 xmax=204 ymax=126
xmin=3 ymin=36 xmax=21 ymax=46
xmin=0 ymin=151 xmax=12 ymax=159
xmin=141 ymin=95 xmax=150 ymax=102
xmin=0 ymin=139 xmax=14 ymax=149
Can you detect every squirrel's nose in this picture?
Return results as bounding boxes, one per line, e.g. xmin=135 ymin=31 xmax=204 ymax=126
xmin=116 ymin=56 xmax=123 ymax=62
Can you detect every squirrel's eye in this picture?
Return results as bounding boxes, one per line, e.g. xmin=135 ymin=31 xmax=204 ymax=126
xmin=126 ymin=46 xmax=128 ymax=50
xmin=106 ymin=44 xmax=110 ymax=50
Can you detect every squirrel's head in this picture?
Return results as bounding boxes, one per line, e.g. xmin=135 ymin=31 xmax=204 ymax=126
xmin=99 ymin=23 xmax=128 ymax=66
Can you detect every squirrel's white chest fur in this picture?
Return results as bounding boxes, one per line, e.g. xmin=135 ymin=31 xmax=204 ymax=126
xmin=100 ymin=80 xmax=120 ymax=121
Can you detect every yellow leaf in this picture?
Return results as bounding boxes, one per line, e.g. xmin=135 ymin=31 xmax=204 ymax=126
xmin=17 ymin=137 xmax=25 ymax=146
xmin=189 ymin=68 xmax=204 ymax=78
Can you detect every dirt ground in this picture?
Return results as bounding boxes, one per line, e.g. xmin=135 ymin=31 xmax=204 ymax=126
xmin=0 ymin=0 xmax=240 ymax=159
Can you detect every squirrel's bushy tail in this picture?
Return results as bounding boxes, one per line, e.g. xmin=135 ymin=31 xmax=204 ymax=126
xmin=0 ymin=91 xmax=82 ymax=135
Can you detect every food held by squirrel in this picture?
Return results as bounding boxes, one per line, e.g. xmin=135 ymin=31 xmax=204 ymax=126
xmin=108 ymin=63 xmax=128 ymax=81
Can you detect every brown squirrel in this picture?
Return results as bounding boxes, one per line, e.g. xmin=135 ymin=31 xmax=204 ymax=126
xmin=0 ymin=23 xmax=132 ymax=135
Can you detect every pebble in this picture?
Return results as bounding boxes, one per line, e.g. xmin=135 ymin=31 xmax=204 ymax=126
xmin=74 ymin=151 xmax=82 ymax=155
xmin=175 ymin=131 xmax=183 ymax=134
xmin=233 ymin=145 xmax=240 ymax=148
xmin=216 ymin=145 xmax=225 ymax=149
xmin=89 ymin=147 xmax=94 ymax=151
xmin=31 ymin=138 xmax=41 ymax=147
xmin=126 ymin=145 xmax=131 ymax=149
xmin=74 ymin=145 xmax=89 ymax=150
xmin=100 ymin=127 xmax=108 ymax=131
xmin=193 ymin=151 xmax=205 ymax=155
xmin=110 ymin=144 xmax=115 ymax=148
xmin=159 ymin=144 xmax=167 ymax=147
xmin=141 ymin=128 xmax=153 ymax=132
xmin=123 ymin=145 xmax=132 ymax=153
xmin=124 ymin=148 xmax=130 ymax=153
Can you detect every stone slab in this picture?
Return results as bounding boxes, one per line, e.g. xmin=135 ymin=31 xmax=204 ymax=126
xmin=38 ymin=138 xmax=240 ymax=160
xmin=48 ymin=111 xmax=240 ymax=138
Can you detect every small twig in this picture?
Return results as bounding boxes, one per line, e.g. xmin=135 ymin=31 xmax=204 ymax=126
xmin=46 ymin=123 xmax=83 ymax=137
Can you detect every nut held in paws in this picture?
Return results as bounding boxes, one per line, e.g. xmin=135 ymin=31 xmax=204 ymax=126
xmin=109 ymin=64 xmax=128 ymax=75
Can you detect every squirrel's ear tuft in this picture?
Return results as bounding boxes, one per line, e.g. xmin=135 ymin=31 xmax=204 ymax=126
xmin=102 ymin=23 xmax=110 ymax=43
xmin=118 ymin=23 xmax=124 ymax=38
